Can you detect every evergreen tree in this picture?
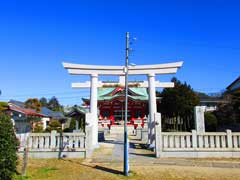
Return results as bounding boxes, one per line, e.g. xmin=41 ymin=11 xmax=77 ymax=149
xmin=158 ymin=77 xmax=199 ymax=131
xmin=39 ymin=97 xmax=48 ymax=107
xmin=48 ymin=96 xmax=63 ymax=112
xmin=0 ymin=113 xmax=19 ymax=180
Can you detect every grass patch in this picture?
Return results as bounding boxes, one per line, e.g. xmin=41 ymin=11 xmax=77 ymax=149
xmin=37 ymin=167 xmax=59 ymax=174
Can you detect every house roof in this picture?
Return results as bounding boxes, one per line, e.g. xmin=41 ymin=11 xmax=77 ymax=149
xmin=8 ymin=103 xmax=44 ymax=117
xmin=41 ymin=107 xmax=64 ymax=119
xmin=227 ymin=76 xmax=240 ymax=91
xmin=9 ymin=99 xmax=25 ymax=108
xmin=9 ymin=99 xmax=64 ymax=118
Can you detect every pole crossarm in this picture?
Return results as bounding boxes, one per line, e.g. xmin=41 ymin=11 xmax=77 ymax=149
xmin=71 ymin=81 xmax=174 ymax=88
xmin=62 ymin=61 xmax=183 ymax=75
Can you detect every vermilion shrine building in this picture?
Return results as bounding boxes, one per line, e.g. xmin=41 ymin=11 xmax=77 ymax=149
xmin=82 ymin=85 xmax=161 ymax=127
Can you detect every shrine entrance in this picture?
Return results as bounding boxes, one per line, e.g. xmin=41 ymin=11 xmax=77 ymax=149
xmin=63 ymin=61 xmax=183 ymax=147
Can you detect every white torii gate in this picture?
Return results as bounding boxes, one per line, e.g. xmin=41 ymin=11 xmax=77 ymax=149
xmin=63 ymin=61 xmax=183 ymax=146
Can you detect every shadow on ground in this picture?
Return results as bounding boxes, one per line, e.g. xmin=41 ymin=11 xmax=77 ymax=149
xmin=62 ymin=159 xmax=123 ymax=175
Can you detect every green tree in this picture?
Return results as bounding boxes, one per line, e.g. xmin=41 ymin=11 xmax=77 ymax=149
xmin=0 ymin=101 xmax=8 ymax=112
xmin=159 ymin=77 xmax=199 ymax=131
xmin=48 ymin=96 xmax=63 ymax=112
xmin=24 ymin=98 xmax=41 ymax=113
xmin=205 ymin=112 xmax=218 ymax=132
xmin=39 ymin=97 xmax=48 ymax=107
xmin=0 ymin=113 xmax=19 ymax=180
xmin=215 ymin=89 xmax=240 ymax=125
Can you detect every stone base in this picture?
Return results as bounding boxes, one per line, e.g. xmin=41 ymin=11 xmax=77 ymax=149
xmin=141 ymin=128 xmax=148 ymax=143
xmin=136 ymin=128 xmax=142 ymax=140
xmin=157 ymin=151 xmax=240 ymax=158
xmin=18 ymin=151 xmax=86 ymax=158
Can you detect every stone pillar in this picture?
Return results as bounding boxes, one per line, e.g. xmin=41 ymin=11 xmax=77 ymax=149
xmin=90 ymin=73 xmax=98 ymax=147
xmin=155 ymin=113 xmax=162 ymax=157
xmin=148 ymin=73 xmax=157 ymax=145
xmin=194 ymin=106 xmax=206 ymax=132
xmin=226 ymin=129 xmax=233 ymax=148
xmin=75 ymin=120 xmax=79 ymax=130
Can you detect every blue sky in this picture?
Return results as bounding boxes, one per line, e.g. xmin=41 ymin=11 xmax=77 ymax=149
xmin=0 ymin=0 xmax=239 ymax=105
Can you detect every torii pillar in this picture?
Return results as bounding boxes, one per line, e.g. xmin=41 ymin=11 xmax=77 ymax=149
xmin=148 ymin=73 xmax=157 ymax=144
xmin=90 ymin=74 xmax=98 ymax=146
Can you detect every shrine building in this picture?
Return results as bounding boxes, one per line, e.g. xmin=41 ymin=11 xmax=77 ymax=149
xmin=82 ymin=82 xmax=161 ymax=127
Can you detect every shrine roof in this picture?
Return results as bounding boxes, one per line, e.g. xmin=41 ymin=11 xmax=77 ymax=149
xmin=82 ymin=87 xmax=161 ymax=102
xmin=65 ymin=106 xmax=88 ymax=117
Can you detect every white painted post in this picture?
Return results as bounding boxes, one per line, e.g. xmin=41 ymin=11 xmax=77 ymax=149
xmin=180 ymin=136 xmax=185 ymax=148
xmin=50 ymin=130 xmax=57 ymax=149
xmin=198 ymin=135 xmax=203 ymax=148
xmin=221 ymin=135 xmax=226 ymax=148
xmin=85 ymin=126 xmax=93 ymax=158
xmin=90 ymin=74 xmax=98 ymax=147
xmin=45 ymin=136 xmax=50 ymax=149
xmin=154 ymin=113 xmax=162 ymax=157
xmin=210 ymin=136 xmax=215 ymax=148
xmin=194 ymin=106 xmax=206 ymax=132
xmin=233 ymin=136 xmax=238 ymax=148
xmin=226 ymin=129 xmax=233 ymax=148
xmin=175 ymin=136 xmax=180 ymax=148
xmin=39 ymin=136 xmax=44 ymax=149
xmin=215 ymin=136 xmax=220 ymax=148
xmin=192 ymin=130 xmax=197 ymax=149
xmin=186 ymin=136 xmax=191 ymax=148
xmin=148 ymin=73 xmax=157 ymax=145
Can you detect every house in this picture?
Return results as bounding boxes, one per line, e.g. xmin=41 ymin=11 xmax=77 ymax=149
xmin=41 ymin=107 xmax=65 ymax=129
xmin=8 ymin=100 xmax=65 ymax=133
xmin=227 ymin=76 xmax=240 ymax=92
xmin=65 ymin=105 xmax=87 ymax=131
xmin=6 ymin=102 xmax=44 ymax=133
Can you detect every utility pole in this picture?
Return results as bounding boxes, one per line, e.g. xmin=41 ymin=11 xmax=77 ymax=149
xmin=124 ymin=32 xmax=129 ymax=176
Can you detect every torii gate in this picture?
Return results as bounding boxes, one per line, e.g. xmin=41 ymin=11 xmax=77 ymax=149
xmin=63 ymin=61 xmax=183 ymax=146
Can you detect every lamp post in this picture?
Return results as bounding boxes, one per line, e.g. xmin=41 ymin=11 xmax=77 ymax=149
xmin=123 ymin=32 xmax=129 ymax=176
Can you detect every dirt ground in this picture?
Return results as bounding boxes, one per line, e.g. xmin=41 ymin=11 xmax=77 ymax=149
xmin=14 ymin=158 xmax=240 ymax=180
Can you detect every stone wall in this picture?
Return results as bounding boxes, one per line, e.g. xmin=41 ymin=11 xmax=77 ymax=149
xmin=17 ymin=126 xmax=93 ymax=158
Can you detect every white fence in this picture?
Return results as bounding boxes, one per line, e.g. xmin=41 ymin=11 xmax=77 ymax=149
xmin=156 ymin=128 xmax=240 ymax=158
xmin=16 ymin=127 xmax=93 ymax=158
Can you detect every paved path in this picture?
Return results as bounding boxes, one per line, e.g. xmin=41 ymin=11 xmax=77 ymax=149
xmin=89 ymin=132 xmax=240 ymax=169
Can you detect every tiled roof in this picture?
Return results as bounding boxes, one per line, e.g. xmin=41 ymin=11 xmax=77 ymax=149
xmin=41 ymin=107 xmax=64 ymax=119
xmin=65 ymin=106 xmax=88 ymax=117
xmin=83 ymin=87 xmax=161 ymax=102
xmin=8 ymin=103 xmax=44 ymax=117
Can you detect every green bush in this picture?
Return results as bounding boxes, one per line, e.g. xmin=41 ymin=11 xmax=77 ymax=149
xmin=45 ymin=119 xmax=61 ymax=132
xmin=0 ymin=113 xmax=19 ymax=180
xmin=33 ymin=123 xmax=44 ymax=133
xmin=205 ymin=112 xmax=218 ymax=132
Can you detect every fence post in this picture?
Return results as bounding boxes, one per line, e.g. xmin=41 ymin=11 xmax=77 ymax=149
xmin=85 ymin=126 xmax=93 ymax=158
xmin=50 ymin=130 xmax=57 ymax=149
xmin=192 ymin=130 xmax=197 ymax=149
xmin=226 ymin=129 xmax=233 ymax=148
xmin=154 ymin=113 xmax=162 ymax=157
